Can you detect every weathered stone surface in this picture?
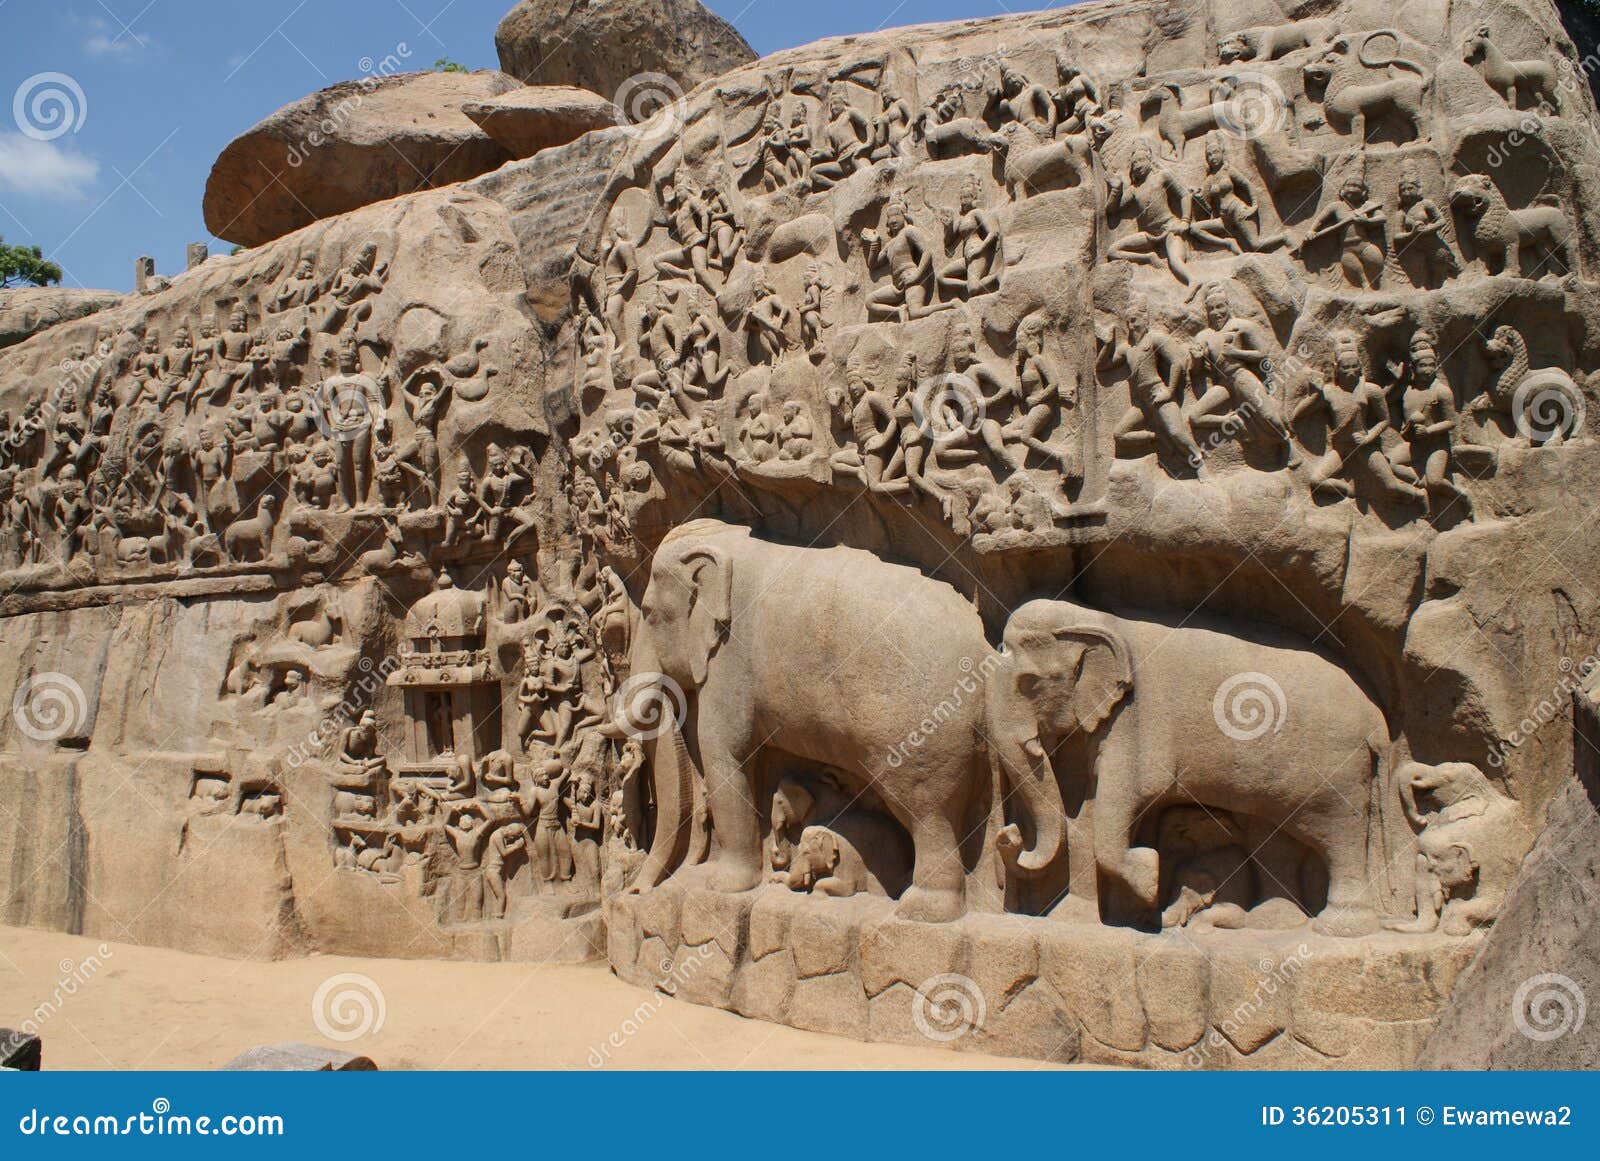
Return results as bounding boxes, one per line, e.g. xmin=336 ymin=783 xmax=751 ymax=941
xmin=204 ymin=71 xmax=521 ymax=247
xmin=494 ymin=0 xmax=755 ymax=100
xmin=1 ymin=288 xmax=122 ymax=349
xmin=221 ymin=1042 xmax=377 ymax=1071
xmin=462 ymin=85 xmax=621 ymax=159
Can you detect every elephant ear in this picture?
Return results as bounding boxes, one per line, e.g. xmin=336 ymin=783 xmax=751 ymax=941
xmin=1065 ymin=627 xmax=1134 ymax=733
xmin=678 ymin=546 xmax=732 ymax=686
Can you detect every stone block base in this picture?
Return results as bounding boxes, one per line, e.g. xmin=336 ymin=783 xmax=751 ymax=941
xmin=606 ymin=885 xmax=1481 ymax=1068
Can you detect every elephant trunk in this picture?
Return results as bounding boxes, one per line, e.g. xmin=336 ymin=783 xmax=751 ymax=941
xmin=986 ymin=673 xmax=1067 ymax=879
xmin=622 ymin=644 xmax=696 ymax=893
xmin=990 ymin=735 xmax=1067 ymax=877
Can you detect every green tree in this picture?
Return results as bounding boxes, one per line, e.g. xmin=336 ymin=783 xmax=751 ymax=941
xmin=0 ymin=236 xmax=63 ymax=289
xmin=433 ymin=57 xmax=469 ymax=73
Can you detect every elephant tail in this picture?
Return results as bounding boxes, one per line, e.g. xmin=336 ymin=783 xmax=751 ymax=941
xmin=626 ymin=716 xmax=696 ymax=894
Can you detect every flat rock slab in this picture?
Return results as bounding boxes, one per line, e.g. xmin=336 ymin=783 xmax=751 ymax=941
xmin=462 ymin=85 xmax=621 ymax=158
xmin=1 ymin=1029 xmax=42 ymax=1070
xmin=204 ymin=70 xmax=521 ymax=247
xmin=221 ymin=1043 xmax=377 ymax=1071
xmin=494 ymin=0 xmax=755 ymax=101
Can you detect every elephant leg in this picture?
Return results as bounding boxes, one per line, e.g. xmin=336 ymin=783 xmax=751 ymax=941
xmin=1092 ymin=776 xmax=1161 ymax=928
xmin=1295 ymin=803 xmax=1379 ymax=937
xmin=896 ymin=807 xmax=966 ymax=923
xmin=698 ymin=721 xmax=763 ymax=893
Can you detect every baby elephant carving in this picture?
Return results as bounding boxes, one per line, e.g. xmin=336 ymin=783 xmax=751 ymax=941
xmin=786 ymin=827 xmax=875 ymax=898
xmin=1384 ymin=761 xmax=1531 ymax=936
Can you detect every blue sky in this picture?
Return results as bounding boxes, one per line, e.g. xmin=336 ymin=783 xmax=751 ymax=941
xmin=0 ymin=0 xmax=1061 ymax=292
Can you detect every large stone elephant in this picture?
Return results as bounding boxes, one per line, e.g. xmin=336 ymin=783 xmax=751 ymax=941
xmin=618 ymin=519 xmax=1066 ymax=922
xmin=996 ymin=600 xmax=1391 ymax=935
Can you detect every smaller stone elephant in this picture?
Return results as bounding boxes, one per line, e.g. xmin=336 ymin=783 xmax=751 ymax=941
xmin=785 ymin=827 xmax=876 ymax=898
xmin=1383 ymin=761 xmax=1530 ymax=936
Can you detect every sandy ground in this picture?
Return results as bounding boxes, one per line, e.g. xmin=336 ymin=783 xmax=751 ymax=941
xmin=0 ymin=926 xmax=1050 ymax=1070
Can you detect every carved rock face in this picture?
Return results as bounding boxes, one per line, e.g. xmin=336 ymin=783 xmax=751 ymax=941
xmin=494 ymin=0 xmax=756 ymax=100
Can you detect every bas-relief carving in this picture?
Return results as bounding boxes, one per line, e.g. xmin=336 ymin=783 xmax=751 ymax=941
xmin=2 ymin=0 xmax=1597 ymax=1065
xmin=561 ymin=0 xmax=1600 ymax=960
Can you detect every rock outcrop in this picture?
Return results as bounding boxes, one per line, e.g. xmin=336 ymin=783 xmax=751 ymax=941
xmin=203 ymin=71 xmax=522 ymax=247
xmin=494 ymin=0 xmax=755 ymax=100
xmin=461 ymin=85 xmax=621 ymax=158
xmin=1 ymin=288 xmax=123 ymax=350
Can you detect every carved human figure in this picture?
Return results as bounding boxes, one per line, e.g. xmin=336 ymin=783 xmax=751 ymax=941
xmin=1188 ymin=135 xmax=1290 ymax=254
xmin=1399 ymin=328 xmax=1471 ymax=522
xmin=320 ymin=243 xmax=385 ymax=334
xmin=1004 ymin=313 xmax=1080 ymax=482
xmin=567 ymin=776 xmax=603 ymax=890
xmin=1392 ymin=167 xmax=1461 ymax=289
xmin=1296 ymin=176 xmax=1388 ymax=289
xmin=600 ymin=220 xmax=640 ymax=337
xmin=1105 ymin=141 xmax=1194 ymax=285
xmin=807 ymin=89 xmax=871 ymax=191
xmin=332 ymin=710 xmax=387 ymax=819
xmin=731 ymin=393 xmax=775 ymax=465
xmin=799 ymin=264 xmax=830 ymax=351
xmin=272 ymin=256 xmax=321 ymax=313
xmin=521 ymin=758 xmax=572 ymax=884
xmin=1292 ymin=332 xmax=1425 ymax=505
xmin=948 ymin=313 xmax=1023 ymax=470
xmin=1188 ymin=284 xmax=1298 ymax=464
xmin=700 ymin=181 xmax=743 ymax=276
xmin=442 ymin=468 xmax=483 ymax=547
xmin=1103 ymin=297 xmax=1206 ymax=467
xmin=778 ymin=401 xmax=816 ymax=461
xmin=444 ymin=804 xmax=491 ymax=921
xmin=869 ymin=76 xmax=913 ymax=160
xmin=863 ymin=196 xmax=950 ymax=321
xmin=743 ymin=273 xmax=793 ymax=363
xmin=653 ymin=180 xmax=712 ymax=286
xmin=208 ymin=307 xmax=257 ymax=404
xmin=482 ymin=822 xmax=528 ymax=920
xmin=990 ymin=64 xmax=1057 ymax=138
xmin=1053 ymin=59 xmax=1102 ymax=137
xmin=937 ymin=175 xmax=1005 ymax=301
xmin=501 ymin=560 xmax=533 ymax=623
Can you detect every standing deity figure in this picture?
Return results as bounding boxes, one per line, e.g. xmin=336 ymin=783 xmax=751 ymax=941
xmin=1399 ymin=328 xmax=1471 ymax=523
xmin=520 ymin=757 xmax=572 ymax=885
xmin=482 ymin=822 xmax=528 ymax=920
xmin=600 ymin=219 xmax=640 ymax=337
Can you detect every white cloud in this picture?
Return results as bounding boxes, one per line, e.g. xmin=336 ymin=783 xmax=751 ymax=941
xmin=79 ymin=16 xmax=154 ymax=57
xmin=0 ymin=133 xmax=100 ymax=197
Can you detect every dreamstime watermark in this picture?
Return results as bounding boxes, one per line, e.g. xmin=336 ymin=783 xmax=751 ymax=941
xmin=1215 ymin=71 xmax=1289 ymax=142
xmin=613 ymin=72 xmax=688 ymax=145
xmin=1512 ymin=973 xmax=1586 ymax=1043
xmin=1212 ymin=671 xmax=1287 ymax=741
xmin=8 ymin=945 xmax=113 ymax=1046
xmin=885 ymin=651 xmax=1004 ymax=769
xmin=1512 ymin=369 xmax=1586 ymax=445
xmin=282 ymin=655 xmax=402 ymax=770
xmin=612 ymin=672 xmax=687 ymax=742
xmin=310 ymin=972 xmax=387 ymax=1043
xmin=1183 ymin=944 xmax=1312 ymax=1068
xmin=11 ymin=672 xmax=89 ymax=743
xmin=587 ymin=944 xmax=715 ymax=1067
xmin=13 ymin=72 xmax=88 ymax=141
xmin=913 ymin=373 xmax=987 ymax=449
xmin=912 ymin=973 xmax=986 ymax=1042
xmin=285 ymin=44 xmax=414 ymax=167
xmin=1486 ymin=652 xmax=1598 ymax=769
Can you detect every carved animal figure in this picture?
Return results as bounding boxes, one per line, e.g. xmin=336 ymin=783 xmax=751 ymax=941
xmin=224 ymin=495 xmax=277 ymax=562
xmin=1142 ymin=81 xmax=1237 ymax=159
xmin=995 ymin=599 xmax=1390 ymax=935
xmin=1464 ymin=25 xmax=1560 ymax=112
xmin=995 ymin=122 xmax=1092 ymax=199
xmin=1383 ymin=762 xmax=1530 ymax=936
xmin=786 ymin=826 xmax=876 ymax=897
xmin=618 ymin=519 xmax=1067 ymax=923
xmin=1302 ymin=31 xmax=1431 ymax=144
xmin=1472 ymin=324 xmax=1582 ymax=445
xmin=1218 ymin=19 xmax=1335 ymax=63
xmin=288 ymin=604 xmax=343 ymax=648
xmin=1450 ymin=173 xmax=1577 ymax=279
